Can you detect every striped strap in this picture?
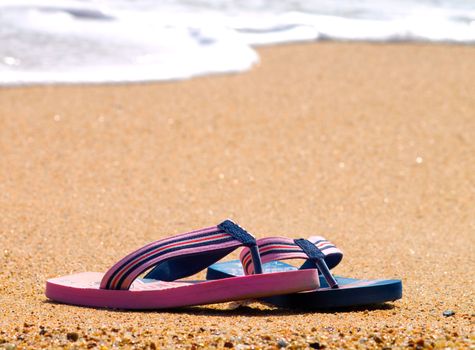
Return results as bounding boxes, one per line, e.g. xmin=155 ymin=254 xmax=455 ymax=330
xmin=239 ymin=236 xmax=343 ymax=286
xmin=100 ymin=220 xmax=261 ymax=290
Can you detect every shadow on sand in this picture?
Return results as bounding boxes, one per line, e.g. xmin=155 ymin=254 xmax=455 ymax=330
xmin=43 ymin=299 xmax=395 ymax=316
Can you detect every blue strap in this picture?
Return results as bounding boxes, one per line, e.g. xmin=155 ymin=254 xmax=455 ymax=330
xmin=294 ymin=238 xmax=339 ymax=288
xmin=218 ymin=220 xmax=263 ymax=274
xmin=217 ymin=220 xmax=256 ymax=246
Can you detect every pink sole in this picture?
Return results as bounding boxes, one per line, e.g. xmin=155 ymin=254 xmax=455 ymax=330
xmin=45 ymin=270 xmax=318 ymax=309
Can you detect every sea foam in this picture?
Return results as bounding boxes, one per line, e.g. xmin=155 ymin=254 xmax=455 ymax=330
xmin=1 ymin=0 xmax=474 ymax=85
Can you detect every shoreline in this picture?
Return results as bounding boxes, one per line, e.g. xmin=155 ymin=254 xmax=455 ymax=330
xmin=2 ymin=40 xmax=475 ymax=88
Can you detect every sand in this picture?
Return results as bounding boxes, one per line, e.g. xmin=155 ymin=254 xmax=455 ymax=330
xmin=0 ymin=42 xmax=474 ymax=349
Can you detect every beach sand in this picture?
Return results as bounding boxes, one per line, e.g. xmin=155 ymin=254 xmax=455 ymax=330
xmin=0 ymin=42 xmax=474 ymax=349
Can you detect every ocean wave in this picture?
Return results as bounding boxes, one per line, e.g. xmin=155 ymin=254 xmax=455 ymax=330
xmin=1 ymin=0 xmax=474 ymax=85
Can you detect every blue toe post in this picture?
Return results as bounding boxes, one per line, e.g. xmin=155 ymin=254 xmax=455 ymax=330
xmin=218 ymin=220 xmax=263 ymax=274
xmin=294 ymin=238 xmax=339 ymax=288
xmin=247 ymin=245 xmax=263 ymax=274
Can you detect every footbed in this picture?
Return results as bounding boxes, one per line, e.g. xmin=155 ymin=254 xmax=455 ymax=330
xmin=46 ymin=269 xmax=319 ymax=310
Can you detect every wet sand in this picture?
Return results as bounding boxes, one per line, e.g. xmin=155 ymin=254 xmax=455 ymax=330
xmin=0 ymin=42 xmax=474 ymax=349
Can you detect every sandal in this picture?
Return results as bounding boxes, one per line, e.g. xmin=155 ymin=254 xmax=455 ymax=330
xmin=206 ymin=235 xmax=402 ymax=309
xmin=45 ymin=220 xmax=319 ymax=309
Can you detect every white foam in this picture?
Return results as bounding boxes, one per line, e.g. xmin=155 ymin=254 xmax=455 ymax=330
xmin=1 ymin=0 xmax=474 ymax=85
xmin=0 ymin=1 xmax=259 ymax=84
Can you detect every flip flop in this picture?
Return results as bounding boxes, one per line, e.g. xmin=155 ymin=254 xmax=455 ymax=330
xmin=45 ymin=220 xmax=320 ymax=310
xmin=206 ymin=236 xmax=402 ymax=309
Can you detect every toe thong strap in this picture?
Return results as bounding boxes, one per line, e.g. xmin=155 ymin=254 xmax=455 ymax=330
xmin=100 ymin=220 xmax=262 ymax=290
xmin=294 ymin=238 xmax=338 ymax=288
xmin=239 ymin=236 xmax=343 ymax=288
xmin=300 ymin=236 xmax=343 ymax=270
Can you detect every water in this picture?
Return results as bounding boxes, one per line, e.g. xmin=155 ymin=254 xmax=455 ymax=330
xmin=1 ymin=0 xmax=474 ymax=85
